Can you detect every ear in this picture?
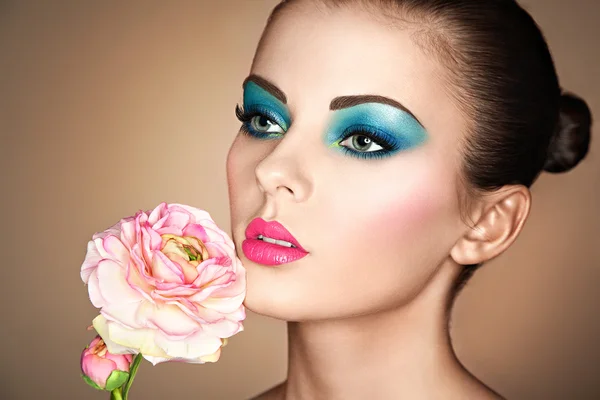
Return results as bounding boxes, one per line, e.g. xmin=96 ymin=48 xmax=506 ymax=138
xmin=450 ymin=185 xmax=531 ymax=265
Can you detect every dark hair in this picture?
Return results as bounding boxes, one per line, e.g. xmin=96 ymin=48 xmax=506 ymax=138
xmin=263 ymin=0 xmax=593 ymax=294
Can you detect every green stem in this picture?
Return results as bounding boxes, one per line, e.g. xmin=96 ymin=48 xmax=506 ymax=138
xmin=110 ymin=388 xmax=123 ymax=400
xmin=122 ymin=353 xmax=143 ymax=400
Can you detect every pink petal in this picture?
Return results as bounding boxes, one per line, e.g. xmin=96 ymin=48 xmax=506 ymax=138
xmin=105 ymin=352 xmax=133 ymax=372
xmin=176 ymin=301 xmax=226 ymax=324
xmin=166 ymin=253 xmax=198 ymax=283
xmin=151 ymin=251 xmax=185 ymax=284
xmin=80 ymin=240 xmax=103 ymax=283
xmin=141 ymin=224 xmax=163 ymax=252
xmin=151 ymin=213 xmax=169 ymax=231
xmin=182 ymin=224 xmax=209 ymax=243
xmin=201 ymin=264 xmax=246 ymax=303
xmin=87 ymin=268 xmax=107 ymax=308
xmin=195 ymin=261 xmax=233 ymax=287
xmin=154 ymin=329 xmax=223 ymax=360
xmin=205 ymin=242 xmax=231 ymax=258
xmin=144 ymin=303 xmax=201 ymax=337
xmin=200 ymin=318 xmax=244 ymax=337
xmin=101 ymin=301 xmax=144 ymax=330
xmin=102 ymin=235 xmax=130 ymax=264
xmin=148 ymin=203 xmax=167 ymax=225
xmin=164 ymin=209 xmax=191 ymax=230
xmin=81 ymin=354 xmax=116 ymax=388
xmin=91 ymin=220 xmax=123 ymax=241
xmin=125 ymin=259 xmax=155 ymax=302
xmin=120 ymin=219 xmax=137 ymax=249
xmin=130 ymin=244 xmax=155 ymax=284
xmin=199 ymin=293 xmax=246 ymax=315
xmin=97 ymin=259 xmax=142 ymax=304
xmin=170 ymin=203 xmax=213 ymax=222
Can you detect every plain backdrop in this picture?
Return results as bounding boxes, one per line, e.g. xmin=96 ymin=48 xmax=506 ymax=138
xmin=2 ymin=0 xmax=599 ymax=399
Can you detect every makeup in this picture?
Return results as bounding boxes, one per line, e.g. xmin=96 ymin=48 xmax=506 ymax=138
xmin=237 ymin=80 xmax=291 ymax=139
xmin=325 ymin=102 xmax=428 ymax=159
xmin=242 ymin=218 xmax=308 ymax=266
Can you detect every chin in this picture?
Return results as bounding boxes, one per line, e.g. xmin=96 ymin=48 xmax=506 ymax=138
xmin=241 ymin=260 xmax=308 ymax=321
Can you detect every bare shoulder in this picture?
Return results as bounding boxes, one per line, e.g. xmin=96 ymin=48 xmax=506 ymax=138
xmin=248 ymin=382 xmax=286 ymax=400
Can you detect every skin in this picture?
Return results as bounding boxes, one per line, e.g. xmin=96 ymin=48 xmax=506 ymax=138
xmin=226 ymin=3 xmax=531 ymax=399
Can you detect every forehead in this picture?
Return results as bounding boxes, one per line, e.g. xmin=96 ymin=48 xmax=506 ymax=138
xmin=251 ymin=5 xmax=455 ymax=129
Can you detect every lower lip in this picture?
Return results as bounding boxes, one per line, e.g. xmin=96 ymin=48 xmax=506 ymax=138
xmin=242 ymin=239 xmax=308 ymax=266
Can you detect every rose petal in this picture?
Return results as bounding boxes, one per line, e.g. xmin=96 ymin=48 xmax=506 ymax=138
xmin=102 ymin=235 xmax=130 ymax=265
xmin=101 ymin=301 xmax=144 ymax=330
xmin=182 ymin=224 xmax=209 ymax=243
xmin=92 ymin=315 xmax=134 ymax=355
xmin=164 ymin=253 xmax=199 ymax=283
xmin=87 ymin=268 xmax=107 ymax=308
xmin=164 ymin=208 xmax=191 ymax=230
xmin=81 ymin=354 xmax=116 ymax=387
xmin=154 ymin=329 xmax=222 ymax=360
xmin=80 ymin=240 xmax=103 ymax=283
xmin=97 ymin=259 xmax=142 ymax=304
xmin=143 ymin=303 xmax=201 ymax=337
xmin=148 ymin=203 xmax=167 ymax=225
xmin=198 ymin=318 xmax=244 ymax=338
xmin=199 ymin=293 xmax=246 ymax=315
xmin=105 ymin=352 xmax=133 ymax=372
xmin=91 ymin=220 xmax=122 ymax=241
xmin=107 ymin=323 xmax=167 ymax=359
xmin=151 ymin=251 xmax=185 ymax=284
xmin=120 ymin=219 xmax=137 ymax=249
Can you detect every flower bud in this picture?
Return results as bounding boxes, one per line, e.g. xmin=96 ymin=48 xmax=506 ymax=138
xmin=80 ymin=335 xmax=133 ymax=391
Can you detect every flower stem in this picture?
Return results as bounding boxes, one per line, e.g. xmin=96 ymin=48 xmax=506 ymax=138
xmin=110 ymin=388 xmax=124 ymax=400
xmin=122 ymin=353 xmax=143 ymax=400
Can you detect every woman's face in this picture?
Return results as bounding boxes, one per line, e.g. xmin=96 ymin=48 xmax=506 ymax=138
xmin=227 ymin=4 xmax=469 ymax=320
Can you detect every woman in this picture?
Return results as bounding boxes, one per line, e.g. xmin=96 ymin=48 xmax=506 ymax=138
xmin=226 ymin=0 xmax=592 ymax=398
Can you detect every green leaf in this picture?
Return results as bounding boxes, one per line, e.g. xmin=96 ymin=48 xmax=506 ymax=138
xmin=81 ymin=374 xmax=103 ymax=391
xmin=105 ymin=370 xmax=130 ymax=391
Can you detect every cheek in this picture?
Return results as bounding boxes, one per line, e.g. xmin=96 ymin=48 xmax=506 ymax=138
xmin=225 ymin=135 xmax=246 ymax=191
xmin=374 ymin=177 xmax=456 ymax=242
xmin=226 ymin=136 xmax=255 ymax=230
xmin=321 ymin=160 xmax=462 ymax=289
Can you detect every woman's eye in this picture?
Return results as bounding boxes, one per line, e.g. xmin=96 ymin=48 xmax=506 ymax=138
xmin=250 ymin=115 xmax=284 ymax=134
xmin=339 ymin=134 xmax=385 ymax=153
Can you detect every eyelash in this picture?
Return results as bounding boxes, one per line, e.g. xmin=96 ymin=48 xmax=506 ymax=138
xmin=235 ymin=104 xmax=284 ymax=139
xmin=234 ymin=104 xmax=396 ymax=159
xmin=337 ymin=126 xmax=396 ymax=160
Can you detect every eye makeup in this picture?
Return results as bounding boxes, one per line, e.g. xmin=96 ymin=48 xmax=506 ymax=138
xmin=236 ymin=80 xmax=291 ymax=139
xmin=325 ymin=102 xmax=428 ymax=160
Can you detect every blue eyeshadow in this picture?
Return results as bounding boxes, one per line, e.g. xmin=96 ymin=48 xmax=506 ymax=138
xmin=324 ymin=103 xmax=428 ymax=158
xmin=242 ymin=81 xmax=291 ymax=130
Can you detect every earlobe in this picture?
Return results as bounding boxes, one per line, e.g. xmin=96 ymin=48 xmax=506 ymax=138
xmin=450 ymin=186 xmax=531 ymax=265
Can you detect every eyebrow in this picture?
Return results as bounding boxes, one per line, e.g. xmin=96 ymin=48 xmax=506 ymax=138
xmin=242 ymin=74 xmax=422 ymax=126
xmin=330 ymin=95 xmax=422 ymax=125
xmin=242 ymin=74 xmax=287 ymax=104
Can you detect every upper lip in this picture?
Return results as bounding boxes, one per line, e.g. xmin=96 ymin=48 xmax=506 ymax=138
xmin=245 ymin=217 xmax=308 ymax=252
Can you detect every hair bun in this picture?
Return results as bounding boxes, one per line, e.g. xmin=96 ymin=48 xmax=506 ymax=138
xmin=543 ymin=92 xmax=593 ymax=173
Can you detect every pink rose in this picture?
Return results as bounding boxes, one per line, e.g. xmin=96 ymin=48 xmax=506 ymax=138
xmin=80 ymin=203 xmax=246 ymax=365
xmin=81 ymin=335 xmax=133 ymax=390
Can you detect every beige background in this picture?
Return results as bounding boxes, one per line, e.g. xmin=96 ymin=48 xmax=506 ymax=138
xmin=2 ymin=0 xmax=598 ymax=399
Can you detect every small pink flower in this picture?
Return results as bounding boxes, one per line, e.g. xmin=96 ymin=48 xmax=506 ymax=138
xmin=81 ymin=335 xmax=133 ymax=390
xmin=80 ymin=203 xmax=246 ymax=365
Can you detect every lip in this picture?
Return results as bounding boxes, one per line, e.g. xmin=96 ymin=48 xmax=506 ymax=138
xmin=242 ymin=217 xmax=308 ymax=266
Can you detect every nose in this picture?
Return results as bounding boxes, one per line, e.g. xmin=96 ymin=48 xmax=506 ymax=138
xmin=254 ymin=136 xmax=313 ymax=203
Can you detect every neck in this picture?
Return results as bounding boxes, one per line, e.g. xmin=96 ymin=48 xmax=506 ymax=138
xmin=282 ymin=260 xmax=469 ymax=400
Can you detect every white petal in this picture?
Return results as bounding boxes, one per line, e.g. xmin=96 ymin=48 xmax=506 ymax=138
xmin=96 ymin=259 xmax=142 ymax=304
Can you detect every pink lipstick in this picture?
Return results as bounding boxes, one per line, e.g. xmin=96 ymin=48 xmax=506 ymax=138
xmin=242 ymin=217 xmax=308 ymax=266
